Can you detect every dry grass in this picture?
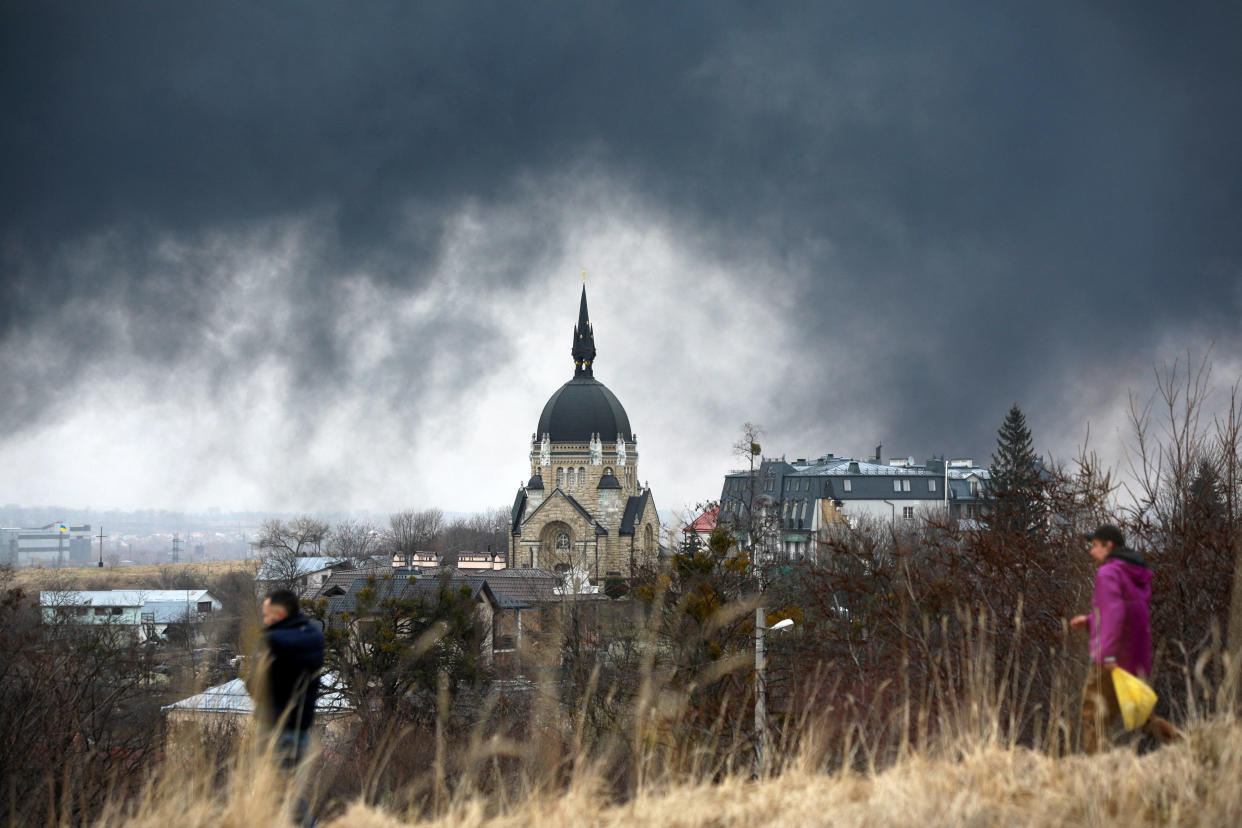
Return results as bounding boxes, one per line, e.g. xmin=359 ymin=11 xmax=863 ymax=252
xmin=91 ymin=713 xmax=1242 ymax=828
xmin=331 ymin=719 xmax=1242 ymax=827
xmin=11 ymin=559 xmax=253 ymax=590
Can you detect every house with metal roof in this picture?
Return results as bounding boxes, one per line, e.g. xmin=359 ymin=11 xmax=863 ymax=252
xmin=40 ymin=589 xmax=223 ymax=641
xmin=162 ymin=671 xmax=351 ymax=720
xmin=255 ymin=556 xmax=352 ymax=598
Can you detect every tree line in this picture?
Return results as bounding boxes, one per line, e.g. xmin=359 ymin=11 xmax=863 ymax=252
xmin=253 ymin=507 xmax=510 ymax=570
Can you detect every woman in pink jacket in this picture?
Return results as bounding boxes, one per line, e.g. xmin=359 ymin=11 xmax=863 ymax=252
xmin=1071 ymin=525 xmax=1179 ymax=753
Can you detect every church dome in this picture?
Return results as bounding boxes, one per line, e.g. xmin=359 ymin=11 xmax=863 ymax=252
xmin=537 ymin=377 xmax=632 ymax=443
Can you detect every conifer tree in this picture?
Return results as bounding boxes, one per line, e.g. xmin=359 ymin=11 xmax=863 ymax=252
xmin=1187 ymin=458 xmax=1226 ymax=531
xmin=987 ymin=404 xmax=1045 ymax=536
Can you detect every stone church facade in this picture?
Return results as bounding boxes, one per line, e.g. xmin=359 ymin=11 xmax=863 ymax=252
xmin=508 ymin=286 xmax=660 ymax=580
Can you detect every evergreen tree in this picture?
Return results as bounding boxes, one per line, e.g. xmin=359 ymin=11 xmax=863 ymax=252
xmin=987 ymin=404 xmax=1045 ymax=536
xmin=1186 ymin=458 xmax=1226 ymax=532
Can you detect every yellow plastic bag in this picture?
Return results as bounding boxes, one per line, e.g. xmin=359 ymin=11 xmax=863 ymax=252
xmin=1112 ymin=667 xmax=1157 ymax=730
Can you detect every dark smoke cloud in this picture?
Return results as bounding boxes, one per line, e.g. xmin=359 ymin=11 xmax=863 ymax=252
xmin=2 ymin=2 xmax=1240 ymax=508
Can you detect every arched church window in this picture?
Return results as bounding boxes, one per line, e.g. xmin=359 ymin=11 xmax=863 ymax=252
xmin=578 ymin=467 xmax=586 ymax=486
xmin=555 ymin=531 xmax=570 ymax=551
xmin=643 ymin=524 xmax=654 ymax=555
xmin=604 ymin=467 xmax=613 ymax=476
xmin=557 ymin=467 xmax=565 ymax=488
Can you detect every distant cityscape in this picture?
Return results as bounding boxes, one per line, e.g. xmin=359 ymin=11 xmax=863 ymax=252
xmin=0 ymin=504 xmax=395 ymax=568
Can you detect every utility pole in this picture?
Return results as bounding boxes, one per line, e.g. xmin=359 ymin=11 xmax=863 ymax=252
xmin=745 ymin=433 xmax=768 ymax=775
xmin=172 ymin=533 xmax=182 ymax=564
xmin=755 ymin=603 xmax=767 ymax=772
xmin=97 ymin=526 xmax=107 ymax=568
xmin=944 ymin=455 xmax=949 ymax=516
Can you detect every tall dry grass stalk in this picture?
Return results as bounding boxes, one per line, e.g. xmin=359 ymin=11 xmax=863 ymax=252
xmin=80 ymin=612 xmax=1242 ymax=827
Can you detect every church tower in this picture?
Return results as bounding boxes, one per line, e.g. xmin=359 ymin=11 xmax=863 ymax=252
xmin=508 ymin=285 xmax=660 ymax=579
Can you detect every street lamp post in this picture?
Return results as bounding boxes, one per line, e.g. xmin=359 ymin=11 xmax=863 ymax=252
xmin=755 ymin=616 xmax=794 ymax=775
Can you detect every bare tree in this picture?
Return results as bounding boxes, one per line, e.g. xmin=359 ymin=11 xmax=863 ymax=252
xmin=254 ymin=516 xmax=330 ymax=558
xmin=1122 ymin=353 xmax=1242 ymax=702
xmin=329 ymin=519 xmax=383 ymax=567
xmin=440 ymin=508 xmax=509 ymax=563
xmin=386 ymin=508 xmax=444 ymax=567
xmin=730 ymin=422 xmax=780 ymax=564
xmin=254 ymin=516 xmax=332 ymax=592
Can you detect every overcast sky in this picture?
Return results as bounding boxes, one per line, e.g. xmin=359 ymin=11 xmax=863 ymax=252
xmin=2 ymin=2 xmax=1240 ymax=518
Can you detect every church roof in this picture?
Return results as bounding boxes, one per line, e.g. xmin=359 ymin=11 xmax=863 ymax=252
xmin=521 ymin=488 xmax=608 ymax=535
xmin=571 ymin=284 xmax=596 ymax=377
xmin=620 ymin=491 xmax=655 ymax=536
xmin=536 ymin=286 xmax=634 ymax=443
xmin=510 ymin=489 xmax=527 ymax=535
xmin=537 ymin=377 xmax=632 ymax=443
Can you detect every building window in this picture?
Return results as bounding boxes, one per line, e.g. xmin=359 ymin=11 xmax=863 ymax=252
xmin=929 ymin=479 xmax=936 ymax=492
xmin=197 ymin=601 xmax=213 ymax=613
xmin=95 ymin=607 xmax=108 ymax=616
xmin=604 ymin=467 xmax=613 ymax=476
xmin=843 ymin=479 xmax=852 ymax=492
xmin=555 ymin=531 xmax=570 ymax=551
xmin=902 ymin=506 xmax=914 ymax=520
xmin=557 ymin=468 xmax=565 ymax=488
xmin=893 ymin=480 xmax=901 ymax=493
xmin=902 ymin=480 xmax=911 ymax=492
xmin=578 ymin=467 xmax=585 ymax=486
xmin=969 ymin=479 xmax=980 ymax=495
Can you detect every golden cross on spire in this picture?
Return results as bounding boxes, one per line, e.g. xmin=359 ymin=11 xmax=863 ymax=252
xmin=581 ymin=269 xmax=587 ymax=284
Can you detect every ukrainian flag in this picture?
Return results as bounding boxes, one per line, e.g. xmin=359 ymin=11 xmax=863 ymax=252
xmin=58 ymin=524 xmax=67 ymax=533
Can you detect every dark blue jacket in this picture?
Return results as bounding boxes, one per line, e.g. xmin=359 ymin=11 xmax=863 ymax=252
xmin=253 ymin=613 xmax=325 ymax=732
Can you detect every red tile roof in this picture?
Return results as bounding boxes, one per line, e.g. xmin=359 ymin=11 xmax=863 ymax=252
xmin=686 ymin=506 xmax=718 ymax=533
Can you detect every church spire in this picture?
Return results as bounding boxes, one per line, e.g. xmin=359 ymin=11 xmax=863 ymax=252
xmin=572 ymin=284 xmax=596 ymax=377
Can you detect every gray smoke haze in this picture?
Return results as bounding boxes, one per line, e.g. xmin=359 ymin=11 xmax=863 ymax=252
xmin=2 ymin=2 xmax=1240 ymax=514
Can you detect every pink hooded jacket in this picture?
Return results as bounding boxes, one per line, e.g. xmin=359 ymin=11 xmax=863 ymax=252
xmin=1087 ymin=552 xmax=1153 ymax=677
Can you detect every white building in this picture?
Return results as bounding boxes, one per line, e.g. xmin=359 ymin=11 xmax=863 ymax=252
xmin=40 ymin=589 xmax=223 ymax=641
xmin=2 ymin=524 xmax=93 ymax=567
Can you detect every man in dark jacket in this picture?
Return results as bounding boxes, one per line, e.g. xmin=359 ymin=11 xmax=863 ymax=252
xmin=1070 ymin=525 xmax=1179 ymax=753
xmin=249 ymin=589 xmax=325 ymax=755
xmin=248 ymin=589 xmax=324 ymax=826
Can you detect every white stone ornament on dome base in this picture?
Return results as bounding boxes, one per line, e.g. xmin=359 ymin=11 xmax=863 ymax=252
xmin=540 ymin=434 xmax=551 ymax=467
xmin=589 ymin=433 xmax=603 ymax=466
